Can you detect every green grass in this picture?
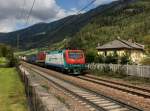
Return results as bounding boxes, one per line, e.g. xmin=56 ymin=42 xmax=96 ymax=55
xmin=0 ymin=68 xmax=28 ymax=111
xmin=14 ymin=49 xmax=39 ymax=56
xmin=0 ymin=57 xmax=9 ymax=66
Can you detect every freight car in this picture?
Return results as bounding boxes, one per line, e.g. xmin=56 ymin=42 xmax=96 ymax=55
xmin=25 ymin=49 xmax=86 ymax=75
xmin=27 ymin=54 xmax=37 ymax=63
xmin=36 ymin=51 xmax=46 ymax=66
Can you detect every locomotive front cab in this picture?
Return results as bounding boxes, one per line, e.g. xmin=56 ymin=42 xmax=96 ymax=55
xmin=65 ymin=50 xmax=86 ymax=74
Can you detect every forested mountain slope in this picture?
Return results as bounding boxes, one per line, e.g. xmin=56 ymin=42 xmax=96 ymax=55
xmin=0 ymin=0 xmax=149 ymax=53
xmin=68 ymin=0 xmax=150 ymax=53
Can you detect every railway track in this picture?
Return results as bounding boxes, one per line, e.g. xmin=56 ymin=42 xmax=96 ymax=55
xmin=22 ymin=62 xmax=143 ymax=111
xmin=77 ymin=75 xmax=150 ymax=98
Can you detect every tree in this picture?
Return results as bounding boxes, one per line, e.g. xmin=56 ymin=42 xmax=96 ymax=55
xmin=120 ymin=54 xmax=130 ymax=64
xmin=85 ymin=50 xmax=97 ymax=63
xmin=144 ymin=35 xmax=150 ymax=54
xmin=0 ymin=44 xmax=17 ymax=67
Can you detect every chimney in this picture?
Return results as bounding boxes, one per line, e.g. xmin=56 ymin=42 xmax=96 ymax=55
xmin=128 ymin=39 xmax=133 ymax=43
xmin=117 ymin=36 xmax=120 ymax=40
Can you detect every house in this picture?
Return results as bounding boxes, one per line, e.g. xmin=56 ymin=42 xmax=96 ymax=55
xmin=96 ymin=39 xmax=144 ymax=64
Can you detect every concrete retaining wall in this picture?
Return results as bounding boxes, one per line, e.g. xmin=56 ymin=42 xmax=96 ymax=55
xmin=18 ymin=65 xmax=69 ymax=111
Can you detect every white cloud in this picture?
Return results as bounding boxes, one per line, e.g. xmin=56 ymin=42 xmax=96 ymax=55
xmin=0 ymin=0 xmax=118 ymax=32
xmin=0 ymin=0 xmax=77 ymax=32
xmin=0 ymin=19 xmax=16 ymax=32
xmin=94 ymin=0 xmax=118 ymax=6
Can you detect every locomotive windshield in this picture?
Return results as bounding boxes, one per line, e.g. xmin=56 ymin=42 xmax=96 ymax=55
xmin=68 ymin=52 xmax=83 ymax=59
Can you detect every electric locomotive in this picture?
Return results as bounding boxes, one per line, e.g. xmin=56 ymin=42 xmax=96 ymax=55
xmin=45 ymin=49 xmax=86 ymax=74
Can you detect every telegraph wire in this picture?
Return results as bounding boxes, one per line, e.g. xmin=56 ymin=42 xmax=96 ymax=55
xmin=60 ymin=0 xmax=96 ymax=26
xmin=51 ymin=0 xmax=122 ymax=36
xmin=48 ymin=0 xmax=97 ymax=36
xmin=25 ymin=0 xmax=36 ymax=26
xmin=36 ymin=0 xmax=97 ymax=47
xmin=44 ymin=0 xmax=121 ymax=50
xmin=17 ymin=0 xmax=36 ymax=49
xmin=16 ymin=0 xmax=26 ymax=50
xmin=21 ymin=0 xmax=27 ymax=20
xmin=77 ymin=0 xmax=96 ymax=14
xmin=16 ymin=0 xmax=121 ymax=50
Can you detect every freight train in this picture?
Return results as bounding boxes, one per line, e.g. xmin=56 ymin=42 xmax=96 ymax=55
xmin=22 ymin=49 xmax=86 ymax=75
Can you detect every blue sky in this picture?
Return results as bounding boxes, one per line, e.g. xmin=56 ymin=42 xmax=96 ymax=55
xmin=56 ymin=0 xmax=79 ymax=10
xmin=0 ymin=0 xmax=117 ymax=32
xmin=56 ymin=0 xmax=94 ymax=11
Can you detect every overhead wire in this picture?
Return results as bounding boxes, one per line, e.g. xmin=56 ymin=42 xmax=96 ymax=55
xmin=21 ymin=0 xmax=27 ymax=21
xmin=77 ymin=0 xmax=96 ymax=14
xmin=17 ymin=0 xmax=27 ymax=27
xmin=35 ymin=0 xmax=97 ymax=48
xmin=48 ymin=0 xmax=97 ymax=36
xmin=18 ymin=0 xmax=36 ymax=49
xmin=25 ymin=0 xmax=36 ymax=26
xmin=16 ymin=0 xmax=122 ymax=50
xmin=21 ymin=0 xmax=120 ymax=49
xmin=44 ymin=0 xmax=121 ymax=50
xmin=22 ymin=0 xmax=96 ymax=33
xmin=51 ymin=0 xmax=122 ymax=36
xmin=16 ymin=0 xmax=27 ymax=49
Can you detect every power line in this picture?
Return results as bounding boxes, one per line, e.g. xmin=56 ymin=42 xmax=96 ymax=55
xmin=20 ymin=0 xmax=96 ymax=49
xmin=21 ymin=0 xmax=27 ymax=19
xmin=48 ymin=0 xmax=97 ymax=36
xmin=16 ymin=0 xmax=26 ymax=50
xmin=43 ymin=0 xmax=121 ymax=49
xmin=17 ymin=0 xmax=36 ymax=49
xmin=25 ymin=0 xmax=36 ymax=26
xmin=77 ymin=0 xmax=96 ymax=14
xmin=34 ymin=0 xmax=97 ymax=46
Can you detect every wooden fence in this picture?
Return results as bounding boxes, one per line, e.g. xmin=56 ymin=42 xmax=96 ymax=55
xmin=87 ymin=63 xmax=150 ymax=78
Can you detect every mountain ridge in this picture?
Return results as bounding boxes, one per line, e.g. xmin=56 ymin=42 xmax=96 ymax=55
xmin=0 ymin=0 xmax=149 ymax=53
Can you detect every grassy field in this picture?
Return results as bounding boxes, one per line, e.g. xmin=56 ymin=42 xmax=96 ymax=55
xmin=0 ymin=68 xmax=28 ymax=111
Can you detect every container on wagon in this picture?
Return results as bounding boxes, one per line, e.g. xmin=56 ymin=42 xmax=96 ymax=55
xmin=36 ymin=51 xmax=46 ymax=63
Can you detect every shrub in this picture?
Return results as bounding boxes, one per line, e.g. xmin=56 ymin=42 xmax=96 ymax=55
xmin=120 ymin=54 xmax=131 ymax=64
xmin=141 ymin=57 xmax=150 ymax=65
xmin=86 ymin=50 xmax=97 ymax=63
xmin=105 ymin=54 xmax=118 ymax=64
xmin=102 ymin=65 xmax=111 ymax=73
xmin=8 ymin=57 xmax=18 ymax=67
xmin=0 ymin=44 xmax=18 ymax=67
xmin=94 ymin=55 xmax=105 ymax=63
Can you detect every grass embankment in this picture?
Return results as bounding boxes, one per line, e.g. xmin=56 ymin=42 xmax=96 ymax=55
xmin=91 ymin=70 xmax=150 ymax=85
xmin=0 ymin=68 xmax=28 ymax=111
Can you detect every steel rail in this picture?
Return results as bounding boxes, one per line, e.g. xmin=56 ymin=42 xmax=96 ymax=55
xmin=22 ymin=62 xmax=143 ymax=111
xmin=85 ymin=75 xmax=150 ymax=93
xmin=23 ymin=64 xmax=106 ymax=111
xmin=77 ymin=75 xmax=150 ymax=98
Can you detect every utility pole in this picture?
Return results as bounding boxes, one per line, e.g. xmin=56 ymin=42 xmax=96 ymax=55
xmin=17 ymin=34 xmax=20 ymax=50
